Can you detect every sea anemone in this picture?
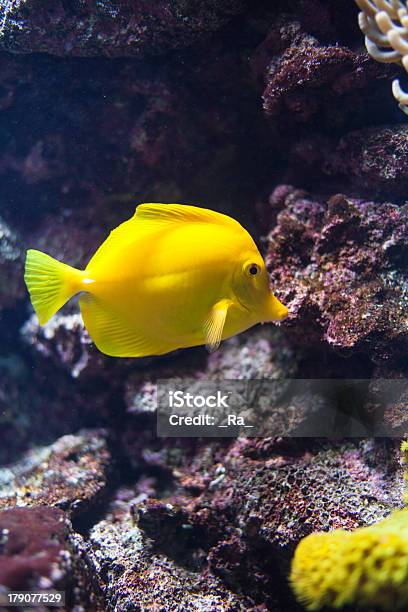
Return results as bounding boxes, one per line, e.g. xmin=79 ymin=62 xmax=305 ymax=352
xmin=356 ymin=0 xmax=408 ymax=113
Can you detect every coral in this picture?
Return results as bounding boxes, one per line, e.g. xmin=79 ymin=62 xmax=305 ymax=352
xmin=356 ymin=0 xmax=408 ymax=113
xmin=267 ymin=186 xmax=408 ymax=364
xmin=290 ymin=439 xmax=408 ymax=610
xmin=0 ymin=0 xmax=246 ymax=57
xmin=401 ymin=439 xmax=408 ymax=504
xmin=291 ymin=507 xmax=408 ymax=611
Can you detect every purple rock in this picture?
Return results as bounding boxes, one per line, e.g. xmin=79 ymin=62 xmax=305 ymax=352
xmin=267 ymin=187 xmax=408 ymax=364
xmin=0 ymin=0 xmax=246 ymax=57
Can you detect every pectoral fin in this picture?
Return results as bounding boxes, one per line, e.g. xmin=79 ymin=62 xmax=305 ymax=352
xmin=203 ymin=299 xmax=233 ymax=353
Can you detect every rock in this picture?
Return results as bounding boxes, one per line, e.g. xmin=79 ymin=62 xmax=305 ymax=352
xmin=140 ymin=437 xmax=400 ymax=541
xmin=0 ymin=42 xmax=264 ymax=236
xmin=325 ymin=125 xmax=408 ymax=199
xmin=263 ymin=42 xmax=380 ymax=121
xmin=21 ymin=314 xmax=93 ymax=379
xmin=0 ymin=217 xmax=24 ymax=311
xmin=83 ymin=490 xmax=265 ymax=611
xmin=200 ymin=439 xmax=401 ymax=545
xmin=0 ymin=429 xmax=111 ymax=516
xmin=0 ymin=507 xmax=69 ymax=590
xmin=254 ymin=11 xmax=392 ymax=125
xmin=0 ymin=354 xmax=35 ymax=466
xmin=0 ymin=506 xmax=97 ymax=609
xmin=250 ymin=4 xmax=397 ymax=198
xmin=78 ymin=438 xmax=401 ymax=610
xmin=0 ymin=0 xmax=246 ymax=57
xmin=0 ymin=345 xmax=118 ymax=466
xmin=374 ymin=373 xmax=408 ymax=436
xmin=121 ymin=328 xmax=299 ymax=472
xmin=266 ymin=186 xmax=408 ymax=365
xmin=124 ymin=327 xmax=296 ymax=413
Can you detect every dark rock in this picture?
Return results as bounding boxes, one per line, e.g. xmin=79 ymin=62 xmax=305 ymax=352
xmin=257 ymin=15 xmax=392 ymax=124
xmin=84 ymin=492 xmax=262 ymax=611
xmin=79 ymin=438 xmax=401 ymax=610
xmin=295 ymin=0 xmax=362 ymax=45
xmin=0 ymin=429 xmax=111 ymax=516
xmin=0 ymin=506 xmax=69 ymax=591
xmin=148 ymin=438 xmax=400 ymax=543
xmin=0 ymin=217 xmax=24 ymax=311
xmin=325 ymin=125 xmax=408 ymax=199
xmin=373 ymin=373 xmax=408 ymax=436
xmin=267 ymin=186 xmax=408 ymax=365
xmin=0 ymin=345 xmax=119 ymax=466
xmin=0 ymin=45 xmax=265 ymax=236
xmin=0 ymin=0 xmax=246 ymax=57
xmin=0 ymin=506 xmax=98 ymax=609
xmin=121 ymin=328 xmax=298 ymax=472
xmin=264 ymin=43 xmax=373 ymax=120
xmin=249 ymin=4 xmax=398 ymax=198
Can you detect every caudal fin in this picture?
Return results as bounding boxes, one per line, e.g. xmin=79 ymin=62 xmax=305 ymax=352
xmin=24 ymin=249 xmax=84 ymax=325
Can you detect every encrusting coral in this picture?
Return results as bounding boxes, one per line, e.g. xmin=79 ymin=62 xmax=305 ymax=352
xmin=401 ymin=439 xmax=408 ymax=504
xmin=356 ymin=0 xmax=408 ymax=113
xmin=290 ymin=440 xmax=408 ymax=610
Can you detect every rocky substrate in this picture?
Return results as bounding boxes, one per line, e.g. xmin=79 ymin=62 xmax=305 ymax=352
xmin=0 ymin=430 xmax=403 ymax=610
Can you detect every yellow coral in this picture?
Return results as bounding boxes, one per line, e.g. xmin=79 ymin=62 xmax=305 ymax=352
xmin=291 ymin=441 xmax=408 ymax=610
xmin=401 ymin=439 xmax=408 ymax=505
xmin=290 ymin=509 xmax=408 ymax=610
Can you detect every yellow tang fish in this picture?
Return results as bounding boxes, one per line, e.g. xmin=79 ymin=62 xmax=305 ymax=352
xmin=24 ymin=203 xmax=288 ymax=357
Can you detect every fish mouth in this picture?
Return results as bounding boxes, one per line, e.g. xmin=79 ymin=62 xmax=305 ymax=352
xmin=264 ymin=293 xmax=288 ymax=322
xmin=275 ymin=304 xmax=289 ymax=321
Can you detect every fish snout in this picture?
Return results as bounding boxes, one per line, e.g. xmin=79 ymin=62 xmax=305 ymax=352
xmin=275 ymin=303 xmax=289 ymax=321
xmin=264 ymin=293 xmax=288 ymax=322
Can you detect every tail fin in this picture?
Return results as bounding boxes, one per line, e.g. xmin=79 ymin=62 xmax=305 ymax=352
xmin=24 ymin=249 xmax=84 ymax=325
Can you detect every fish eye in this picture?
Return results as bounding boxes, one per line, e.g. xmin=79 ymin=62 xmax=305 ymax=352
xmin=244 ymin=262 xmax=260 ymax=277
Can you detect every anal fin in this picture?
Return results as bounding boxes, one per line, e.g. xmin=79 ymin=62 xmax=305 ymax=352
xmin=79 ymin=295 xmax=170 ymax=357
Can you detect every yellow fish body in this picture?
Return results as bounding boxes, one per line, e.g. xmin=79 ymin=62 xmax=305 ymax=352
xmin=24 ymin=203 xmax=288 ymax=357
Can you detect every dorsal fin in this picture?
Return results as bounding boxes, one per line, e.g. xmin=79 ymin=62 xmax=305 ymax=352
xmin=135 ymin=203 xmax=242 ymax=230
xmin=87 ymin=203 xmax=242 ymax=270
